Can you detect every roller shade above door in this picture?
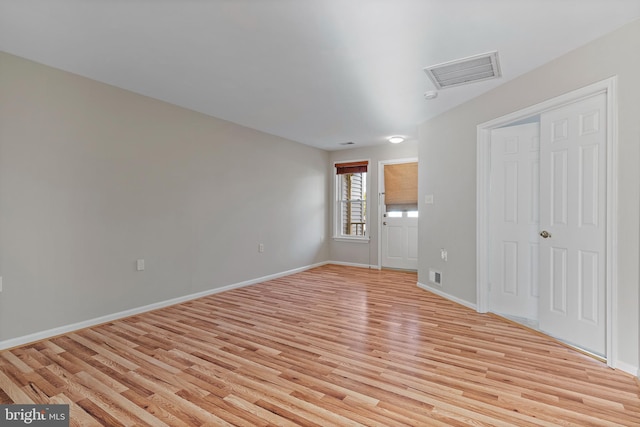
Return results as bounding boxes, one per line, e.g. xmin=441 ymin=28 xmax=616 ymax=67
xmin=384 ymin=162 xmax=418 ymax=211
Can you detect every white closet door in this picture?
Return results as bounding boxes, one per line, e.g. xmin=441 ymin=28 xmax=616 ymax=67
xmin=538 ymin=93 xmax=607 ymax=356
xmin=489 ymin=123 xmax=540 ymax=320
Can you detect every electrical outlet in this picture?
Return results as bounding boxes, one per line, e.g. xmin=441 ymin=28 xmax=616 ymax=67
xmin=258 ymin=243 xmax=264 ymax=253
xmin=440 ymin=248 xmax=448 ymax=261
xmin=136 ymin=259 xmax=145 ymax=271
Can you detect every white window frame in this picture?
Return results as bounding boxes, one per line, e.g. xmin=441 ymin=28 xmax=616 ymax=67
xmin=333 ymin=159 xmax=370 ymax=242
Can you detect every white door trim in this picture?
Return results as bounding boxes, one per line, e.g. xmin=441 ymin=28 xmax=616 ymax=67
xmin=378 ymin=157 xmax=419 ymax=269
xmin=476 ymin=77 xmax=618 ymax=367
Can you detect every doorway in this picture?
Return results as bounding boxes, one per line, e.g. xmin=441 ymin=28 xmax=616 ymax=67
xmin=379 ymin=158 xmax=419 ymax=270
xmin=477 ymin=78 xmax=617 ymax=364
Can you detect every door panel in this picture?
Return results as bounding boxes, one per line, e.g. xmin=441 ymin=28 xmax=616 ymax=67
xmin=550 ymin=247 xmax=567 ymax=314
xmin=387 ymin=225 xmax=403 ymax=257
xmin=381 ymin=207 xmax=418 ymax=270
xmin=489 ymin=123 xmax=540 ymax=320
xmin=538 ymin=93 xmax=606 ymax=356
xmin=551 ymin=150 xmax=568 ymax=225
xmin=579 ymin=250 xmax=598 ymax=323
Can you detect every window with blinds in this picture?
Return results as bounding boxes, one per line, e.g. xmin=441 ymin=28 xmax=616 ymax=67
xmin=335 ymin=161 xmax=368 ymax=237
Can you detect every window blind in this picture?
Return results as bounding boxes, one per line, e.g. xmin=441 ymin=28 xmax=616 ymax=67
xmin=336 ymin=161 xmax=368 ymax=175
xmin=384 ymin=162 xmax=418 ymax=211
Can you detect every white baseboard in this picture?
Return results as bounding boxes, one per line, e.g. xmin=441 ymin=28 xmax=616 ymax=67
xmin=614 ymin=360 xmax=639 ymax=377
xmin=416 ymin=281 xmax=477 ymax=311
xmin=0 ymin=262 xmax=327 ymax=351
xmin=328 ymin=260 xmax=380 ymax=270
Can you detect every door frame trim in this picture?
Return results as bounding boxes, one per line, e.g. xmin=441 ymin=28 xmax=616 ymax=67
xmin=476 ymin=77 xmax=618 ymax=367
xmin=378 ymin=157 xmax=419 ymax=270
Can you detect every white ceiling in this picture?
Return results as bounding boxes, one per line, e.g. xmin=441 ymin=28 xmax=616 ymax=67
xmin=1 ymin=1 xmax=639 ymax=151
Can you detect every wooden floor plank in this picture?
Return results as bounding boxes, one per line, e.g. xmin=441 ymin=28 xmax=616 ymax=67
xmin=1 ymin=265 xmax=638 ymax=426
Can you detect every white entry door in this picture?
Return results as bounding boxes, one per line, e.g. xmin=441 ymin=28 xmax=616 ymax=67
xmin=489 ymin=122 xmax=540 ymax=320
xmin=538 ymin=93 xmax=607 ymax=356
xmin=381 ymin=203 xmax=418 ymax=270
xmin=380 ymin=159 xmax=419 ymax=270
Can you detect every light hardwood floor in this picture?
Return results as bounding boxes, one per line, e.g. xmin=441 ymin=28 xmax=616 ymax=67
xmin=1 ymin=265 xmax=639 ymax=426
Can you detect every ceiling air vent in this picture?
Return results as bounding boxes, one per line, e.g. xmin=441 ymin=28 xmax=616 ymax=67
xmin=423 ymin=51 xmax=501 ymax=90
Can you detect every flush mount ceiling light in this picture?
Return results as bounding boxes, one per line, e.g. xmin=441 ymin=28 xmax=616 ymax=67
xmin=423 ymin=51 xmax=501 ymax=90
xmin=388 ymin=136 xmax=404 ymax=144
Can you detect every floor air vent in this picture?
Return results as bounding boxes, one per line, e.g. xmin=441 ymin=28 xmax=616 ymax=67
xmin=424 ymin=51 xmax=501 ymax=90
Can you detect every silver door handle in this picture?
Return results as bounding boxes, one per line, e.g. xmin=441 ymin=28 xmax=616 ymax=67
xmin=540 ymin=230 xmax=552 ymax=238
xmin=383 ymin=222 xmax=387 ymax=226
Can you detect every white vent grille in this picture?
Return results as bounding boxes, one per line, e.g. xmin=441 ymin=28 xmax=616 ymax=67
xmin=424 ymin=51 xmax=501 ymax=90
xmin=429 ymin=269 xmax=442 ymax=286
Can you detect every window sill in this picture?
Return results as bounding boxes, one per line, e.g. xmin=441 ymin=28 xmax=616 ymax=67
xmin=332 ymin=236 xmax=370 ymax=244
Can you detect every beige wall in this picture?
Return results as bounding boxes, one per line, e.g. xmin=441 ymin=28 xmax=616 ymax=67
xmin=0 ymin=52 xmax=330 ymax=342
xmin=418 ymin=19 xmax=640 ymax=370
xmin=329 ymin=141 xmax=419 ymax=267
